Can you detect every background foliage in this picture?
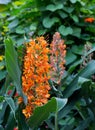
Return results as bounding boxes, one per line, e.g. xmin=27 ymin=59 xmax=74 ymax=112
xmin=0 ymin=0 xmax=95 ymax=130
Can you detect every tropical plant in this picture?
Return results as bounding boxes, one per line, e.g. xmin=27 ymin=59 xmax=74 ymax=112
xmin=0 ymin=0 xmax=95 ymax=130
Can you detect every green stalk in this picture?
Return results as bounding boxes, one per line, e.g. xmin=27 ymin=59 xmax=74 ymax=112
xmin=55 ymin=111 xmax=58 ymax=130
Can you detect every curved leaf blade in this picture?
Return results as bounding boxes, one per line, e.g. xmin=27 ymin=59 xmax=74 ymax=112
xmin=5 ymin=37 xmax=23 ymax=97
xmin=27 ymin=97 xmax=57 ymax=129
xmin=55 ymin=98 xmax=68 ymax=112
xmin=63 ymin=60 xmax=95 ymax=98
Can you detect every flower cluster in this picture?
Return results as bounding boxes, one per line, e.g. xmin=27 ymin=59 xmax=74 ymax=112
xmin=21 ymin=37 xmax=51 ymax=118
xmin=50 ymin=32 xmax=66 ymax=84
xmin=84 ymin=17 xmax=95 ymax=23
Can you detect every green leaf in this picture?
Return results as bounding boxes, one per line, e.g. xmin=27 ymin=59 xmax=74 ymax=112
xmin=0 ymin=103 xmax=7 ymax=124
xmin=16 ymin=26 xmax=25 ymax=34
xmin=38 ymin=29 xmax=47 ymax=35
xmin=58 ymin=11 xmax=68 ymax=19
xmin=70 ymin=15 xmax=79 ymax=22
xmin=0 ymin=70 xmax=7 ymax=80
xmin=68 ymin=59 xmax=82 ymax=73
xmin=70 ymin=0 xmax=77 ymax=3
xmin=0 ymin=5 xmax=8 ymax=12
xmin=5 ymin=37 xmax=23 ymax=97
xmin=63 ymin=7 xmax=74 ymax=13
xmin=0 ymin=74 xmax=12 ymax=95
xmin=5 ymin=112 xmax=16 ymax=130
xmin=0 ymin=125 xmax=4 ymax=130
xmin=43 ymin=17 xmax=59 ymax=28
xmin=27 ymin=97 xmax=67 ymax=129
xmin=59 ymin=25 xmax=73 ymax=36
xmin=46 ymin=3 xmax=63 ymax=12
xmin=65 ymin=51 xmax=77 ymax=65
xmin=58 ymin=96 xmax=80 ymax=120
xmin=72 ymin=27 xmax=81 ymax=38
xmin=63 ymin=60 xmax=95 ymax=98
xmin=65 ymin=40 xmax=74 ymax=45
xmin=55 ymin=98 xmax=68 ymax=112
xmin=78 ymin=77 xmax=91 ymax=88
xmin=74 ymin=117 xmax=91 ymax=130
xmin=5 ymin=97 xmax=16 ymax=117
xmin=8 ymin=19 xmax=19 ymax=29
xmin=27 ymin=97 xmax=57 ymax=129
xmin=30 ymin=23 xmax=37 ymax=31
xmin=16 ymin=107 xmax=29 ymax=130
xmin=71 ymin=45 xmax=84 ymax=55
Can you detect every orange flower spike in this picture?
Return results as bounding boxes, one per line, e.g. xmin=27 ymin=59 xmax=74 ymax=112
xmin=21 ymin=36 xmax=51 ymax=118
xmin=84 ymin=17 xmax=95 ymax=23
xmin=50 ymin=32 xmax=66 ymax=84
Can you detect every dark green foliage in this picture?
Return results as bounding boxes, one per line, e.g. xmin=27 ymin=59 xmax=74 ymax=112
xmin=0 ymin=0 xmax=95 ymax=129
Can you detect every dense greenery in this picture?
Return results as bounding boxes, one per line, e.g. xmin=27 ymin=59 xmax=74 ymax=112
xmin=0 ymin=0 xmax=95 ymax=130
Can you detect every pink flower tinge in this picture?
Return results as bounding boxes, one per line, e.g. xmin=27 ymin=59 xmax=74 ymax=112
xmin=50 ymin=32 xmax=66 ymax=84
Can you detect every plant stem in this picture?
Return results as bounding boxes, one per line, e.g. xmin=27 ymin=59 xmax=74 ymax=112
xmin=55 ymin=111 xmax=58 ymax=130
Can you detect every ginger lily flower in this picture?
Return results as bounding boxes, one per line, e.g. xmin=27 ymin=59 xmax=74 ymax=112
xmin=21 ymin=36 xmax=51 ymax=118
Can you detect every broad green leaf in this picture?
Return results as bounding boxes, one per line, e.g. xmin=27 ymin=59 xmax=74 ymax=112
xmin=8 ymin=19 xmax=19 ymax=29
xmin=63 ymin=7 xmax=74 ymax=13
xmin=46 ymin=3 xmax=63 ymax=12
xmin=59 ymin=25 xmax=73 ymax=36
xmin=58 ymin=10 xmax=68 ymax=19
xmin=55 ymin=98 xmax=68 ymax=112
xmin=0 ymin=70 xmax=7 ymax=80
xmin=65 ymin=51 xmax=77 ymax=65
xmin=68 ymin=59 xmax=82 ymax=73
xmin=0 ymin=103 xmax=7 ymax=124
xmin=0 ymin=125 xmax=4 ymax=130
xmin=70 ymin=0 xmax=77 ymax=3
xmin=72 ymin=27 xmax=81 ymax=38
xmin=71 ymin=45 xmax=84 ymax=55
xmin=43 ymin=17 xmax=59 ymax=28
xmin=58 ymin=96 xmax=80 ymax=120
xmin=27 ymin=97 xmax=57 ymax=129
xmin=5 ymin=97 xmax=16 ymax=117
xmin=16 ymin=26 xmax=25 ymax=34
xmin=81 ymin=34 xmax=91 ymax=41
xmin=65 ymin=40 xmax=74 ymax=45
xmin=16 ymin=107 xmax=29 ymax=130
xmin=59 ymin=117 xmax=75 ymax=125
xmin=27 ymin=97 xmax=67 ymax=129
xmin=63 ymin=60 xmax=95 ymax=98
xmin=5 ymin=112 xmax=16 ymax=130
xmin=74 ymin=117 xmax=91 ymax=130
xmin=30 ymin=23 xmax=37 ymax=31
xmin=38 ymin=29 xmax=47 ymax=35
xmin=78 ymin=77 xmax=91 ymax=87
xmin=0 ymin=74 xmax=12 ymax=95
xmin=70 ymin=15 xmax=79 ymax=23
xmin=5 ymin=37 xmax=23 ymax=97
